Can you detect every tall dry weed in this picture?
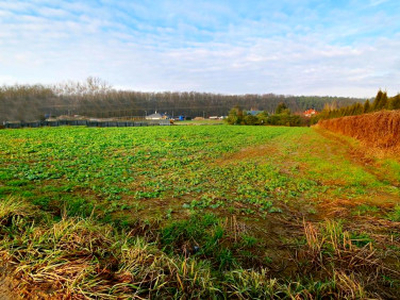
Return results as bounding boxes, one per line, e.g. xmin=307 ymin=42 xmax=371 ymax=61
xmin=318 ymin=110 xmax=400 ymax=151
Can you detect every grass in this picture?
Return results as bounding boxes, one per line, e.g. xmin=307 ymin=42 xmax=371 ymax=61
xmin=387 ymin=205 xmax=400 ymax=222
xmin=0 ymin=125 xmax=399 ymax=298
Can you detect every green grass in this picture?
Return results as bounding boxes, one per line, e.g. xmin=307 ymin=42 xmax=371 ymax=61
xmin=387 ymin=205 xmax=400 ymax=221
xmin=0 ymin=125 xmax=399 ymax=298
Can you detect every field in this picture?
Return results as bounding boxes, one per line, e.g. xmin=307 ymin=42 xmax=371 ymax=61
xmin=0 ymin=125 xmax=400 ymax=298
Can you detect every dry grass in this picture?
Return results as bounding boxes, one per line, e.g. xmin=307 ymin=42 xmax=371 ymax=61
xmin=0 ymin=196 xmax=32 ymax=220
xmin=300 ymin=219 xmax=400 ymax=299
xmin=0 ymin=196 xmax=399 ymax=298
xmin=317 ymin=110 xmax=400 ymax=152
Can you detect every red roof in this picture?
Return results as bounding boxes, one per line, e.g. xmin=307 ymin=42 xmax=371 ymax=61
xmin=304 ymin=109 xmax=318 ymax=117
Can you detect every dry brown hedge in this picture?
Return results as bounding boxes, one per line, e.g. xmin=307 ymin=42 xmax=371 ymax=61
xmin=317 ymin=110 xmax=400 ymax=150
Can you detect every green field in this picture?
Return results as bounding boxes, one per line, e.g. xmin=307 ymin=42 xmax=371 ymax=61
xmin=0 ymin=126 xmax=399 ymax=298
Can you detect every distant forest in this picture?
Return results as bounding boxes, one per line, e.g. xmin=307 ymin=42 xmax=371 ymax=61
xmin=0 ymin=77 xmax=364 ymax=122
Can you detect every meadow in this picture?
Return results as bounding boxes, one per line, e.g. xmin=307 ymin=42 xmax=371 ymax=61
xmin=0 ymin=125 xmax=399 ymax=298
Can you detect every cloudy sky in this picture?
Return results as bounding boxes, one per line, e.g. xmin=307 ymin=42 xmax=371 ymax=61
xmin=0 ymin=0 xmax=399 ymax=97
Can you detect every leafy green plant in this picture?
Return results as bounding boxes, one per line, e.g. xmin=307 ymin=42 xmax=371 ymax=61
xmin=1 ymin=123 xmax=400 ymax=298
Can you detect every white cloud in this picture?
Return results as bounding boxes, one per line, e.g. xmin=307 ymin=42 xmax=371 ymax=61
xmin=0 ymin=0 xmax=399 ymax=97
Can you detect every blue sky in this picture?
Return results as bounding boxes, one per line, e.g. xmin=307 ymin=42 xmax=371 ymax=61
xmin=0 ymin=0 xmax=399 ymax=97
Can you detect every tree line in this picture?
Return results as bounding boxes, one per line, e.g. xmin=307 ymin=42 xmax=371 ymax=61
xmin=316 ymin=90 xmax=400 ymax=121
xmin=225 ymin=102 xmax=312 ymax=126
xmin=0 ymin=77 xmax=363 ymax=123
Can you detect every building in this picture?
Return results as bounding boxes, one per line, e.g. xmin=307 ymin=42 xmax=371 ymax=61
xmin=146 ymin=111 xmax=170 ymax=120
xmin=247 ymin=110 xmax=263 ymax=116
xmin=304 ymin=109 xmax=318 ymax=117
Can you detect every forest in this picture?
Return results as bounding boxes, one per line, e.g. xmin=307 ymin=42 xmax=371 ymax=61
xmin=316 ymin=90 xmax=400 ymax=120
xmin=0 ymin=78 xmax=363 ymax=123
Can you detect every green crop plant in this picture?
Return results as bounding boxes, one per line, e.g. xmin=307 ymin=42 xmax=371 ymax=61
xmin=0 ymin=125 xmax=399 ymax=298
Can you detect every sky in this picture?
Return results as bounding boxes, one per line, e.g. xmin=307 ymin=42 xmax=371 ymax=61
xmin=0 ymin=0 xmax=399 ymax=97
